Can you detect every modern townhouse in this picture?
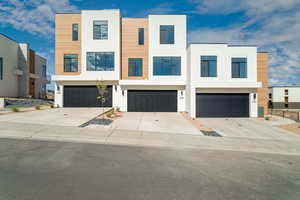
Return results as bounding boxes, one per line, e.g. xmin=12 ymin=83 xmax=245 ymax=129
xmin=269 ymin=86 xmax=300 ymax=109
xmin=187 ymin=44 xmax=268 ymax=118
xmin=0 ymin=34 xmax=48 ymax=98
xmin=52 ymin=9 xmax=268 ymax=118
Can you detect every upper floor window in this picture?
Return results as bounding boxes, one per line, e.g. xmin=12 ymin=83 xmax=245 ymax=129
xmin=160 ymin=25 xmax=174 ymax=44
xmin=87 ymin=52 xmax=114 ymax=71
xmin=128 ymin=58 xmax=143 ymax=77
xmin=284 ymin=89 xmax=288 ymax=95
xmin=153 ymin=56 xmax=181 ymax=76
xmin=201 ymin=56 xmax=217 ymax=77
xmin=42 ymin=65 xmax=47 ymax=78
xmin=0 ymin=57 xmax=3 ymax=80
xmin=64 ymin=54 xmax=78 ymax=72
xmin=72 ymin=24 xmax=78 ymax=41
xmin=232 ymin=58 xmax=247 ymax=78
xmin=93 ymin=20 xmax=108 ymax=40
xmin=138 ymin=28 xmax=144 ymax=45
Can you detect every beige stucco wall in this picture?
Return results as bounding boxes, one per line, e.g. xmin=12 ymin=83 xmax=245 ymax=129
xmin=35 ymin=54 xmax=47 ymax=98
xmin=0 ymin=35 xmax=19 ymax=97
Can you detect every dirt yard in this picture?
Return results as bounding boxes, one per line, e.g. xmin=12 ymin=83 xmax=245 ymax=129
xmin=278 ymin=123 xmax=300 ymax=136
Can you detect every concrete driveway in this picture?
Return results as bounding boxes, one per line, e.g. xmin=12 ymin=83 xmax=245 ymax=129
xmin=111 ymin=112 xmax=200 ymax=135
xmin=0 ymin=108 xmax=105 ymax=127
xmin=198 ymin=118 xmax=300 ymax=140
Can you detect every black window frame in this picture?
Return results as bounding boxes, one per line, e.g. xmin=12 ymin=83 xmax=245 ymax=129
xmin=128 ymin=58 xmax=143 ymax=77
xmin=232 ymin=58 xmax=247 ymax=78
xmin=64 ymin=54 xmax=78 ymax=72
xmin=138 ymin=28 xmax=144 ymax=45
xmin=201 ymin=56 xmax=217 ymax=77
xmin=86 ymin=52 xmax=115 ymax=71
xmin=93 ymin=20 xmax=108 ymax=40
xmin=160 ymin=25 xmax=175 ymax=44
xmin=72 ymin=24 xmax=78 ymax=41
xmin=153 ymin=56 xmax=181 ymax=76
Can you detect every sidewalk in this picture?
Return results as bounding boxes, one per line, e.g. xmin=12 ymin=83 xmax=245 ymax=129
xmin=1 ymin=121 xmax=300 ymax=155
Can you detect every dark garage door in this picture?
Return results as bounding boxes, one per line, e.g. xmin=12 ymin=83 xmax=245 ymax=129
xmin=128 ymin=90 xmax=177 ymax=112
xmin=196 ymin=93 xmax=249 ymax=117
xmin=64 ymin=86 xmax=112 ymax=107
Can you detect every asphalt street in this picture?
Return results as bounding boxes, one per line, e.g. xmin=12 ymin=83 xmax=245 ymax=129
xmin=0 ymin=138 xmax=300 ymax=200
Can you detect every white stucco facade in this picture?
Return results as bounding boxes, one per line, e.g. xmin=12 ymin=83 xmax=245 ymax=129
xmin=0 ymin=34 xmax=19 ymax=97
xmin=81 ymin=9 xmax=120 ymax=81
xmin=148 ymin=15 xmax=187 ymax=83
xmin=0 ymin=34 xmax=47 ymax=98
xmin=187 ymin=44 xmax=261 ymax=118
xmin=269 ymin=87 xmax=300 ymax=103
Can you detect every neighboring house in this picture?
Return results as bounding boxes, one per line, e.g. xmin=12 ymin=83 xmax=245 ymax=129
xmin=269 ymin=86 xmax=300 ymax=109
xmin=0 ymin=34 xmax=48 ymax=99
xmin=52 ymin=9 xmax=268 ymax=118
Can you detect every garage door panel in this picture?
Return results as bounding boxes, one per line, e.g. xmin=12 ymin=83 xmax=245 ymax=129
xmin=196 ymin=93 xmax=249 ymax=117
xmin=128 ymin=90 xmax=177 ymax=112
xmin=64 ymin=86 xmax=112 ymax=107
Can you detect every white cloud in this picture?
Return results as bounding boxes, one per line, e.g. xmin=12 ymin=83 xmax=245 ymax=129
xmin=189 ymin=0 xmax=300 ymax=85
xmin=0 ymin=0 xmax=79 ymax=36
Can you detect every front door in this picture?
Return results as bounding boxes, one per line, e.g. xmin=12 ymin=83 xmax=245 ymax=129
xmin=29 ymin=78 xmax=35 ymax=98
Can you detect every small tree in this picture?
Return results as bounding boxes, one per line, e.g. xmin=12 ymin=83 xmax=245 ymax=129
xmin=96 ymin=80 xmax=108 ymax=120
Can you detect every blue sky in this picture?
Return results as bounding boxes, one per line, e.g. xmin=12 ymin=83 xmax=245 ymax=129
xmin=1 ymin=0 xmax=300 ymax=87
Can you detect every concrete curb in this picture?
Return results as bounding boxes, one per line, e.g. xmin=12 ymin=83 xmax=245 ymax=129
xmin=1 ymin=123 xmax=300 ymax=156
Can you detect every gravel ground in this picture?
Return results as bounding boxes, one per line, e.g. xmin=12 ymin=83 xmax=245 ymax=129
xmin=5 ymin=98 xmax=53 ymax=108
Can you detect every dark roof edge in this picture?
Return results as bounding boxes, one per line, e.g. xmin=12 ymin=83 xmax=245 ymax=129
xmin=188 ymin=43 xmax=257 ymax=47
xmin=228 ymin=44 xmax=256 ymax=47
xmin=269 ymin=85 xmax=300 ymax=88
xmin=189 ymin=42 xmax=228 ymax=45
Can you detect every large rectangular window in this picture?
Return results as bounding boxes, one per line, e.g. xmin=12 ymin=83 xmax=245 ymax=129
xmin=153 ymin=56 xmax=181 ymax=76
xmin=128 ymin=58 xmax=143 ymax=76
xmin=72 ymin=24 xmax=78 ymax=41
xmin=93 ymin=20 xmax=108 ymax=40
xmin=138 ymin=28 xmax=144 ymax=45
xmin=201 ymin=56 xmax=217 ymax=77
xmin=0 ymin=57 xmax=3 ymax=80
xmin=160 ymin=25 xmax=174 ymax=44
xmin=64 ymin=54 xmax=78 ymax=72
xmin=87 ymin=52 xmax=114 ymax=71
xmin=232 ymin=58 xmax=247 ymax=78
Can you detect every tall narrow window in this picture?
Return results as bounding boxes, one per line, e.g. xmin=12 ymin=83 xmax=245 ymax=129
xmin=232 ymin=58 xmax=247 ymax=78
xmin=153 ymin=56 xmax=181 ymax=76
xmin=138 ymin=28 xmax=144 ymax=45
xmin=64 ymin=54 xmax=78 ymax=72
xmin=160 ymin=25 xmax=174 ymax=44
xmin=201 ymin=56 xmax=217 ymax=77
xmin=128 ymin=58 xmax=143 ymax=76
xmin=87 ymin=52 xmax=114 ymax=71
xmin=42 ymin=65 xmax=47 ymax=78
xmin=93 ymin=20 xmax=108 ymax=40
xmin=0 ymin=57 xmax=3 ymax=80
xmin=72 ymin=24 xmax=78 ymax=41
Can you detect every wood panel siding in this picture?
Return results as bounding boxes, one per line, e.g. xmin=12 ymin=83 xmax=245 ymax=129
xmin=121 ymin=18 xmax=148 ymax=80
xmin=257 ymin=52 xmax=269 ymax=115
xmin=29 ymin=50 xmax=35 ymax=74
xmin=55 ymin=14 xmax=81 ymax=75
